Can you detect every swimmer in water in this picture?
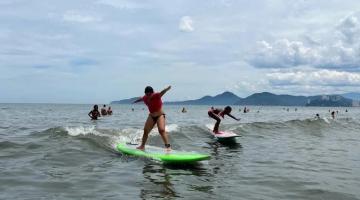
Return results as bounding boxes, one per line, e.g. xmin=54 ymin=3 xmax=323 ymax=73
xmin=101 ymin=104 xmax=107 ymax=116
xmin=88 ymin=105 xmax=101 ymax=120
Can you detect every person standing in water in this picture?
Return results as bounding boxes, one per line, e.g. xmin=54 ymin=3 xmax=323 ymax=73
xmin=88 ymin=105 xmax=101 ymax=120
xmin=331 ymin=111 xmax=335 ymax=119
xmin=101 ymin=105 xmax=107 ymax=116
xmin=107 ymin=106 xmax=113 ymax=115
xmin=208 ymin=106 xmax=240 ymax=133
xmin=133 ymin=86 xmax=172 ymax=151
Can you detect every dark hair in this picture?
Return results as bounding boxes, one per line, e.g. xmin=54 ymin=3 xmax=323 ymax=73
xmin=224 ymin=106 xmax=232 ymax=112
xmin=144 ymin=86 xmax=154 ymax=94
xmin=94 ymin=105 xmax=98 ymax=110
xmin=103 ymin=104 xmax=106 ymax=107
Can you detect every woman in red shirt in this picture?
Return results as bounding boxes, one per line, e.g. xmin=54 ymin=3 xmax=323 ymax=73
xmin=133 ymin=86 xmax=171 ymax=151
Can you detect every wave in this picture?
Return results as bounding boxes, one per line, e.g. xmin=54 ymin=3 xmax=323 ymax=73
xmin=202 ymin=116 xmax=360 ymax=137
xmin=236 ymin=118 xmax=318 ymax=133
xmin=65 ymin=124 xmax=179 ymax=146
xmin=26 ymin=117 xmax=359 ymax=154
xmin=0 ymin=141 xmax=22 ymax=149
xmin=29 ymin=124 xmax=180 ymax=153
xmin=0 ymin=140 xmax=43 ymax=151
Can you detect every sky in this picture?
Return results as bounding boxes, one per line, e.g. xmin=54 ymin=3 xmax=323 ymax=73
xmin=2 ymin=0 xmax=360 ymax=103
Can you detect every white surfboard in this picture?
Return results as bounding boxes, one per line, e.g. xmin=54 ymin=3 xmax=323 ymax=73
xmin=206 ymin=124 xmax=239 ymax=142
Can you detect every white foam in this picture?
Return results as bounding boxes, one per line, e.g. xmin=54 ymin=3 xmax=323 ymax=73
xmin=206 ymin=123 xmax=242 ymax=132
xmin=143 ymin=124 xmax=179 ymax=135
xmin=323 ymin=117 xmax=330 ymax=124
xmin=65 ymin=124 xmax=179 ymax=151
xmin=229 ymin=125 xmax=243 ymax=131
xmin=120 ymin=128 xmax=144 ymax=145
xmin=165 ymin=124 xmax=179 ymax=132
xmin=109 ymin=135 xmax=129 ymax=149
xmin=120 ymin=124 xmax=179 ymax=145
xmin=206 ymin=124 xmax=214 ymax=130
xmin=65 ymin=126 xmax=127 ymax=150
xmin=65 ymin=126 xmax=107 ymax=137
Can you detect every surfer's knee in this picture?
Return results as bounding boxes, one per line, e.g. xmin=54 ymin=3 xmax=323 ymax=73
xmin=158 ymin=128 xmax=166 ymax=135
xmin=144 ymin=128 xmax=152 ymax=134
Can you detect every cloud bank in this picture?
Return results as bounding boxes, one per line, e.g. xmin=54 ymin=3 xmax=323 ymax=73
xmin=248 ymin=13 xmax=360 ymax=71
xmin=267 ymin=69 xmax=360 ymax=86
xmin=2 ymin=0 xmax=360 ymax=103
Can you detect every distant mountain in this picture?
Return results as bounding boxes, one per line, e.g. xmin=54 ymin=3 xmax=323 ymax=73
xmin=235 ymin=93 xmax=355 ymax=107
xmin=111 ymin=91 xmax=357 ymax=107
xmin=111 ymin=97 xmax=139 ymax=104
xmin=166 ymin=91 xmax=242 ymax=105
xmin=234 ymin=92 xmax=310 ymax=106
xmin=306 ymin=95 xmax=353 ymax=107
xmin=341 ymin=93 xmax=360 ymax=101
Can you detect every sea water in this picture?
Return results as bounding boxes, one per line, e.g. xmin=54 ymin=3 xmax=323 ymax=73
xmin=1 ymin=104 xmax=359 ymax=199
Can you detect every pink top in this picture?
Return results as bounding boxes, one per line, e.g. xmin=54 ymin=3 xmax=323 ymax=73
xmin=209 ymin=108 xmax=224 ymax=118
xmin=142 ymin=93 xmax=162 ymax=113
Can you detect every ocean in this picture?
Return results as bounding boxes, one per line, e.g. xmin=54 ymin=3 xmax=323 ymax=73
xmin=1 ymin=104 xmax=359 ymax=200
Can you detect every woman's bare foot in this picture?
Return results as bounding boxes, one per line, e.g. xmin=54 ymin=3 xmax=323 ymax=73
xmin=136 ymin=145 xmax=145 ymax=151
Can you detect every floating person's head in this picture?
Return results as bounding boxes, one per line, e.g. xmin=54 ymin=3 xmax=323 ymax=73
xmin=144 ymin=86 xmax=154 ymax=96
xmin=103 ymin=104 xmax=106 ymax=107
xmin=224 ymin=106 xmax=232 ymax=114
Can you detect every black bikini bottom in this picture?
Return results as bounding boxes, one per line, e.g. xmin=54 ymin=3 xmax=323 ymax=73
xmin=151 ymin=114 xmax=165 ymax=122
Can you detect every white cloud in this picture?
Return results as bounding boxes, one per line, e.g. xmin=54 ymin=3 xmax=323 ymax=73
xmin=63 ymin=11 xmax=101 ymax=23
xmin=337 ymin=14 xmax=360 ymax=44
xmin=95 ymin=0 xmax=146 ymax=9
xmin=179 ymin=16 xmax=194 ymax=32
xmin=267 ymin=69 xmax=360 ymax=86
xmin=248 ymin=13 xmax=360 ymax=71
xmin=249 ymin=39 xmax=319 ymax=68
xmin=4 ymin=0 xmax=360 ymax=102
xmin=232 ymin=80 xmax=271 ymax=96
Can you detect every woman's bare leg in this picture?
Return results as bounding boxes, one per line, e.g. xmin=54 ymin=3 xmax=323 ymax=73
xmin=137 ymin=115 xmax=156 ymax=150
xmin=157 ymin=115 xmax=171 ymax=150
xmin=208 ymin=112 xmax=221 ymax=133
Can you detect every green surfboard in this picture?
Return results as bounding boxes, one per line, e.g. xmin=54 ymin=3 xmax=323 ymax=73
xmin=117 ymin=143 xmax=210 ymax=164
